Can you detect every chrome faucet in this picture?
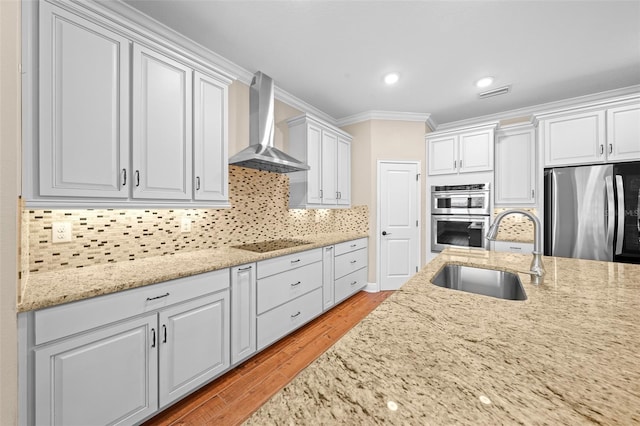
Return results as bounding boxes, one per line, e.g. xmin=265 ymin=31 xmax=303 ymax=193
xmin=486 ymin=209 xmax=545 ymax=284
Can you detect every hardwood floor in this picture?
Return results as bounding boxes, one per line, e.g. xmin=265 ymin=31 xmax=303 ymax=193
xmin=144 ymin=290 xmax=393 ymax=426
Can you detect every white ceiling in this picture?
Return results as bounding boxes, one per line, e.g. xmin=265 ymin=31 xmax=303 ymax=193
xmin=122 ymin=0 xmax=640 ymax=125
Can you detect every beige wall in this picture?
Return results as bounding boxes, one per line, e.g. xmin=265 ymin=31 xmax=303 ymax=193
xmin=0 ymin=0 xmax=21 ymax=424
xmin=342 ymin=119 xmax=428 ymax=284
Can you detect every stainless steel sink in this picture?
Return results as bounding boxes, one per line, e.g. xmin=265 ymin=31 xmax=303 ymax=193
xmin=431 ymin=264 xmax=527 ymax=301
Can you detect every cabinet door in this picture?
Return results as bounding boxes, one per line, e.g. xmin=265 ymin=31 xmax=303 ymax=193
xmin=459 ymin=129 xmax=494 ymax=173
xmin=35 ymin=315 xmax=158 ymax=425
xmin=495 ymin=128 xmax=536 ymax=205
xmin=133 ymin=44 xmax=192 ymax=199
xmin=306 ymin=124 xmax=323 ymax=204
xmin=39 ymin=2 xmax=129 ymax=198
xmin=231 ymin=264 xmax=256 ymax=365
xmin=159 ymin=290 xmax=230 ymax=408
xmin=322 ymin=246 xmax=335 ymax=310
xmin=607 ymin=103 xmax=640 ymax=162
xmin=543 ymin=111 xmax=605 ymax=166
xmin=427 ymin=135 xmax=457 ymax=175
xmin=193 ymin=71 xmax=228 ymax=202
xmin=321 ymin=130 xmax=338 ymax=205
xmin=336 ymin=136 xmax=351 ymax=206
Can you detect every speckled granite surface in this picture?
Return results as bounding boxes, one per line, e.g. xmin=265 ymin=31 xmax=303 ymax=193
xmin=245 ymin=248 xmax=640 ymax=425
xmin=18 ymin=232 xmax=367 ymax=312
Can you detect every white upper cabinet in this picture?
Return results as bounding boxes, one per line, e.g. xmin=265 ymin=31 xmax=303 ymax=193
xmin=38 ymin=2 xmax=130 ymax=198
xmin=427 ymin=124 xmax=496 ymax=175
xmin=133 ymin=44 xmax=193 ymax=200
xmin=495 ymin=123 xmax=536 ymax=205
xmin=193 ymin=71 xmax=229 ymax=202
xmin=337 ymin=136 xmax=351 ymax=205
xmin=288 ymin=114 xmax=352 ymax=209
xmin=542 ymin=110 xmax=605 ymax=166
xmin=540 ymin=99 xmax=640 ymax=167
xmin=28 ymin=2 xmax=231 ymax=207
xmin=321 ymin=130 xmax=338 ymax=205
xmin=607 ymin=103 xmax=640 ymax=162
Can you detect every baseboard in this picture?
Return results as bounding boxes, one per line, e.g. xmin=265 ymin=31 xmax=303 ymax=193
xmin=363 ymin=282 xmax=379 ymax=293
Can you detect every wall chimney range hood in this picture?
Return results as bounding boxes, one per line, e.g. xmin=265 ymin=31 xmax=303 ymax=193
xmin=229 ymin=72 xmax=310 ymax=174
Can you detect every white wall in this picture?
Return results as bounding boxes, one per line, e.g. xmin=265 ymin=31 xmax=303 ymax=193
xmin=0 ymin=0 xmax=21 ymax=423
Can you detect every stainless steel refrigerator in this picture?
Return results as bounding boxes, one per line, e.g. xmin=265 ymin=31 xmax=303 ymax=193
xmin=544 ymin=161 xmax=640 ymax=264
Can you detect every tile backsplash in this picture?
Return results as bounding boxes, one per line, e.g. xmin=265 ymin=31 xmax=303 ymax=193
xmin=493 ymin=207 xmax=536 ymax=243
xmin=24 ymin=166 xmax=368 ymax=275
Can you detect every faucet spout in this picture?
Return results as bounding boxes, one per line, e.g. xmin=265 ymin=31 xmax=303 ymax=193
xmin=486 ymin=209 xmax=545 ymax=284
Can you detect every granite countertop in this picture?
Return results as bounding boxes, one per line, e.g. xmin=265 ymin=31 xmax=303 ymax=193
xmin=246 ymin=248 xmax=640 ymax=425
xmin=18 ymin=232 xmax=368 ymax=312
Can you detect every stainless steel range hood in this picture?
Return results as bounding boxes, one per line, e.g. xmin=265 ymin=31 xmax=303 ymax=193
xmin=229 ymin=72 xmax=310 ymax=173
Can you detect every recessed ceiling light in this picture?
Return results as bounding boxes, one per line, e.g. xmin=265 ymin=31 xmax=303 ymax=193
xmin=384 ymin=72 xmax=400 ymax=85
xmin=476 ymin=77 xmax=494 ymax=88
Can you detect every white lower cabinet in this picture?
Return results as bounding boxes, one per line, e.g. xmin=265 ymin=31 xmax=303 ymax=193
xmin=159 ymin=291 xmax=230 ymax=408
xmin=27 ymin=269 xmax=230 ymax=426
xmin=257 ymin=288 xmax=323 ymax=351
xmin=34 ymin=314 xmax=158 ymax=426
xmin=333 ymin=238 xmax=368 ymax=304
xmin=256 ymin=249 xmax=323 ymax=350
xmin=230 ymin=264 xmax=256 ymax=365
xmin=322 ymin=246 xmax=335 ymax=310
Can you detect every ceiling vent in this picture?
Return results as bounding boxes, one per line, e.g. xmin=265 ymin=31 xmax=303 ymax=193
xmin=478 ymin=85 xmax=511 ymax=99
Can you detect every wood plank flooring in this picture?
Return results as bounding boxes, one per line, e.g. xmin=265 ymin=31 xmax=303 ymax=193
xmin=144 ymin=290 xmax=393 ymax=426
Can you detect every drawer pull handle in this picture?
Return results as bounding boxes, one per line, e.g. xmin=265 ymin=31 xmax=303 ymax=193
xmin=291 ymin=311 xmax=301 ymax=318
xmin=162 ymin=324 xmax=167 ymax=343
xmin=351 ymin=281 xmax=358 ymax=286
xmin=350 ymin=244 xmax=357 ymax=248
xmin=510 ymin=246 xmax=522 ymax=251
xmin=291 ymin=281 xmax=301 ymax=287
xmin=135 ymin=170 xmax=140 ymax=187
xmin=326 ymin=247 xmax=333 ymax=251
xmin=122 ymin=169 xmax=127 ymax=186
xmin=146 ymin=292 xmax=170 ymax=301
xmin=350 ymin=260 xmax=357 ymax=264
xmin=291 ymin=259 xmax=301 ymax=264
xmin=238 ymin=265 xmax=253 ymax=271
xmin=151 ymin=328 xmax=156 ymax=348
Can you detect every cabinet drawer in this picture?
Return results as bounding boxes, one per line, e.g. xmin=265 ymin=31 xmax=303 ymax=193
xmin=257 ymin=248 xmax=322 ymax=279
xmin=257 ymin=261 xmax=322 ymax=315
xmin=334 ymin=238 xmax=368 ymax=256
xmin=335 ymin=248 xmax=367 ymax=280
xmin=335 ymin=267 xmax=367 ymax=304
xmin=34 ymin=268 xmax=230 ymax=345
xmin=257 ymin=288 xmax=322 ymax=350
xmin=493 ymin=241 xmax=534 ymax=254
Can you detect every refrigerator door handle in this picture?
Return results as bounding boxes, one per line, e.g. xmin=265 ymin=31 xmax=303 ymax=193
xmin=605 ymin=175 xmax=615 ymax=254
xmin=637 ymin=188 xmax=640 ymax=233
xmin=615 ymin=175 xmax=625 ymax=255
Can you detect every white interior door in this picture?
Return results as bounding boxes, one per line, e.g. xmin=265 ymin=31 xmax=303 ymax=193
xmin=378 ymin=161 xmax=421 ymax=291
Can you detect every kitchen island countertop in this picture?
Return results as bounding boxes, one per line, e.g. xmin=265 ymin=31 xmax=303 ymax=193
xmin=246 ymin=248 xmax=640 ymax=425
xmin=18 ymin=232 xmax=368 ymax=312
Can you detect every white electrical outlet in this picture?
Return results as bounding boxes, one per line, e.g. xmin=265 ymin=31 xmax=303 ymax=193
xmin=52 ymin=222 xmax=72 ymax=243
xmin=180 ymin=216 xmax=191 ymax=233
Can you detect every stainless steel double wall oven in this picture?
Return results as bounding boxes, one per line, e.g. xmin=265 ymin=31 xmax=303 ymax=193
xmin=431 ymin=183 xmax=491 ymax=252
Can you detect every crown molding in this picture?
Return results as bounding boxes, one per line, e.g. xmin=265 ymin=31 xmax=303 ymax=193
xmin=435 ymin=84 xmax=640 ymax=131
xmin=336 ymin=110 xmax=433 ymax=128
xmin=274 ymin=87 xmax=337 ymax=126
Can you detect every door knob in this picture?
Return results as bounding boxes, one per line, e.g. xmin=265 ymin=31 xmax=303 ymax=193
xmin=382 ymin=231 xmax=391 ymax=236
